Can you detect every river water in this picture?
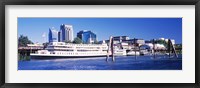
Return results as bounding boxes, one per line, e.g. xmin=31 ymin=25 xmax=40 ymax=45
xmin=18 ymin=55 xmax=182 ymax=70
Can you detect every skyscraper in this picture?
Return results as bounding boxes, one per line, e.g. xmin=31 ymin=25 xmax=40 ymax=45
xmin=77 ymin=30 xmax=97 ymax=44
xmin=48 ymin=27 xmax=58 ymax=42
xmin=58 ymin=31 xmax=60 ymax=42
xmin=60 ymin=24 xmax=74 ymax=42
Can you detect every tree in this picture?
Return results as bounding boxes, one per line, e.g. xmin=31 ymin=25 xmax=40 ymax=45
xmin=175 ymin=44 xmax=182 ymax=49
xmin=94 ymin=40 xmax=99 ymax=44
xmin=42 ymin=42 xmax=49 ymax=49
xmin=64 ymin=40 xmax=72 ymax=43
xmin=155 ymin=40 xmax=168 ymax=47
xmin=175 ymin=44 xmax=182 ymax=54
xmin=18 ymin=35 xmax=33 ymax=47
xmin=73 ymin=37 xmax=82 ymax=44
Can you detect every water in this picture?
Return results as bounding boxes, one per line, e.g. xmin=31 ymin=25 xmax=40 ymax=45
xmin=18 ymin=55 xmax=182 ymax=70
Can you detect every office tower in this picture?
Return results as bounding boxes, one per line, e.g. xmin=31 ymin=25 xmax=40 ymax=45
xmin=77 ymin=30 xmax=97 ymax=44
xmin=48 ymin=27 xmax=58 ymax=42
xmin=60 ymin=24 xmax=74 ymax=42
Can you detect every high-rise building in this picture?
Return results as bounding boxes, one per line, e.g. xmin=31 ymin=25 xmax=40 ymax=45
xmin=58 ymin=31 xmax=61 ymax=42
xmin=77 ymin=30 xmax=97 ymax=44
xmin=48 ymin=27 xmax=58 ymax=42
xmin=60 ymin=24 xmax=74 ymax=42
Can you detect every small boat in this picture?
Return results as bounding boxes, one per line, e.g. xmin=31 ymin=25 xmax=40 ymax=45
xmin=114 ymin=49 xmax=127 ymax=56
xmin=127 ymin=51 xmax=140 ymax=56
xmin=165 ymin=53 xmax=170 ymax=55
xmin=140 ymin=49 xmax=150 ymax=55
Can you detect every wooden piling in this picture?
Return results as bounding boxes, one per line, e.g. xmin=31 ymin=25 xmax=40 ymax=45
xmin=134 ymin=38 xmax=137 ymax=58
xmin=153 ymin=39 xmax=156 ymax=58
xmin=106 ymin=36 xmax=113 ymax=62
xmin=168 ymin=39 xmax=178 ymax=58
xmin=30 ymin=46 xmax=32 ymax=53
xmin=171 ymin=42 xmax=178 ymax=58
xmin=168 ymin=39 xmax=171 ymax=58
xmin=111 ymin=37 xmax=115 ymax=62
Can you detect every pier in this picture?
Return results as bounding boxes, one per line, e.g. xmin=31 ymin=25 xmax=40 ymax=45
xmin=106 ymin=37 xmax=180 ymax=62
xmin=18 ymin=46 xmax=43 ymax=56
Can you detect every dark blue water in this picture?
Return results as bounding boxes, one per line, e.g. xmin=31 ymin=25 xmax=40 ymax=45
xmin=18 ymin=55 xmax=182 ymax=70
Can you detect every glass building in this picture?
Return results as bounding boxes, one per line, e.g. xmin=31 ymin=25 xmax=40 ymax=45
xmin=77 ymin=30 xmax=97 ymax=44
xmin=48 ymin=28 xmax=58 ymax=42
xmin=58 ymin=31 xmax=60 ymax=42
xmin=60 ymin=24 xmax=74 ymax=42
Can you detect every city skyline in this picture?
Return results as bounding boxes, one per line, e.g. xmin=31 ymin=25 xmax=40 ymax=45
xmin=18 ymin=18 xmax=182 ymax=44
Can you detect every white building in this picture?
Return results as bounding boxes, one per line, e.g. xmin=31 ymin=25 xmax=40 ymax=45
xmin=141 ymin=43 xmax=166 ymax=50
xmin=164 ymin=39 xmax=175 ymax=45
xmin=171 ymin=39 xmax=175 ymax=45
xmin=159 ymin=38 xmax=165 ymax=40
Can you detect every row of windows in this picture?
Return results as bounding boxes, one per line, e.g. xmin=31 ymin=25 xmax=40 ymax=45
xmin=49 ymin=52 xmax=107 ymax=55
xmin=48 ymin=49 xmax=74 ymax=51
xmin=47 ymin=47 xmax=107 ymax=50
xmin=48 ymin=46 xmax=72 ymax=48
xmin=49 ymin=44 xmax=106 ymax=46
xmin=48 ymin=46 xmax=107 ymax=49
xmin=76 ymin=47 xmax=100 ymax=49
xmin=47 ymin=49 xmax=108 ymax=51
xmin=77 ymin=50 xmax=99 ymax=52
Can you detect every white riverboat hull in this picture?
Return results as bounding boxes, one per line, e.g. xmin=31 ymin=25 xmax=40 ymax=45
xmin=30 ymin=42 xmax=111 ymax=59
xmin=30 ymin=53 xmax=109 ymax=59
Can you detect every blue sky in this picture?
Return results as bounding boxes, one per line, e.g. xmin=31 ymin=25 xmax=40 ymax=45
xmin=18 ymin=18 xmax=182 ymax=44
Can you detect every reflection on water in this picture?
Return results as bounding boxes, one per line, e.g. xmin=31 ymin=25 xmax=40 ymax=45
xmin=18 ymin=55 xmax=182 ymax=70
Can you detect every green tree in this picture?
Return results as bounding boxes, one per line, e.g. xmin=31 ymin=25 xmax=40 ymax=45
xmin=175 ymin=44 xmax=182 ymax=49
xmin=64 ymin=40 xmax=72 ymax=43
xmin=155 ymin=40 xmax=168 ymax=47
xmin=18 ymin=35 xmax=33 ymax=47
xmin=94 ymin=40 xmax=99 ymax=44
xmin=43 ymin=42 xmax=49 ymax=49
xmin=73 ymin=37 xmax=82 ymax=44
xmin=175 ymin=44 xmax=182 ymax=54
